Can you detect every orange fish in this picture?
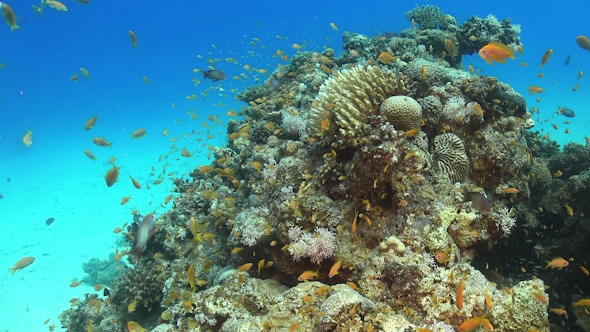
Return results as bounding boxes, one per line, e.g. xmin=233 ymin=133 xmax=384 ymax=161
xmin=298 ymin=270 xmax=319 ymax=282
xmin=503 ymin=187 xmax=519 ymax=194
xmin=104 ymin=164 xmax=121 ymax=187
xmin=478 ymin=41 xmax=515 ymax=64
xmin=546 ymin=257 xmax=569 ymax=269
xmin=127 ymin=321 xmax=146 ymax=332
xmin=528 ymin=86 xmax=545 ymax=94
xmin=9 ymin=256 xmax=35 ymax=275
xmin=22 ymin=129 xmax=33 ymax=148
xmin=70 ymin=280 xmax=83 ymax=287
xmin=540 ymin=49 xmax=553 ymax=67
xmin=329 ymin=260 xmax=342 ymax=278
xmin=456 ymin=274 xmax=467 ymax=310
xmin=550 ymin=308 xmax=567 ymax=315
xmin=121 ymin=195 xmax=131 ymax=205
xmin=378 ymin=51 xmax=396 ymax=64
xmin=573 ymin=298 xmax=590 ymax=307
xmin=129 ymin=174 xmax=141 ymax=189
xmin=458 ymin=317 xmax=482 ymax=332
xmin=565 ymin=204 xmax=574 ymax=217
xmin=238 ymin=263 xmax=253 ymax=272
xmin=435 ymin=252 xmax=449 ymax=265
xmin=85 ymin=115 xmax=98 ymax=130
xmin=533 ymin=292 xmax=547 ymax=303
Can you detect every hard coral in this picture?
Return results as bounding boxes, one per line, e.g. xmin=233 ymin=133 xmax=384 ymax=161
xmin=432 ymin=133 xmax=469 ymax=183
xmin=309 ymin=65 xmax=405 ymax=139
xmin=405 ymin=5 xmax=445 ymax=30
xmin=380 ymin=95 xmax=422 ymax=130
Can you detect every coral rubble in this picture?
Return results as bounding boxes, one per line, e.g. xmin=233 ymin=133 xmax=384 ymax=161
xmin=60 ymin=8 xmax=560 ymax=332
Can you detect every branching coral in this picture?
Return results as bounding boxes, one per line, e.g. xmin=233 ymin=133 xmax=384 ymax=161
xmin=432 ymin=133 xmax=469 ymax=183
xmin=405 ymin=5 xmax=445 ymax=30
xmin=309 ymin=65 xmax=405 ymax=138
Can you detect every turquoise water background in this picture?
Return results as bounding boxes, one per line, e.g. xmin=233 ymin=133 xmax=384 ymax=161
xmin=0 ymin=0 xmax=589 ymax=330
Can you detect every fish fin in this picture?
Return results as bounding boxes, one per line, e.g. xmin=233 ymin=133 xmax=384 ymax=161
xmin=509 ymin=51 xmax=516 ymax=60
xmin=201 ymin=69 xmax=209 ymax=79
xmin=11 ymin=25 xmax=22 ymax=32
xmin=484 ymin=59 xmax=493 ymax=65
xmin=8 ymin=267 xmax=15 ymax=275
xmin=497 ymin=58 xmax=507 ymax=64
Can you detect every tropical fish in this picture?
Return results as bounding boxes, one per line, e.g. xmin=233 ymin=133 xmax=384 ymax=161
xmin=142 ymin=76 xmax=151 ymax=84
xmin=127 ymin=321 xmax=146 ymax=332
xmin=104 ymin=164 xmax=120 ymax=187
xmin=444 ymin=38 xmax=458 ymax=58
xmin=238 ymin=263 xmax=253 ymax=272
xmin=1 ymin=2 xmax=21 ymax=32
xmin=202 ymin=69 xmax=226 ymax=81
xmin=120 ymin=195 xmax=131 ymax=205
xmin=92 ymin=137 xmax=112 ymax=147
xmin=478 ymin=42 xmax=515 ymax=64
xmin=83 ymin=149 xmax=97 ymax=161
xmin=73 ymin=0 xmax=90 ymax=4
xmin=564 ymin=54 xmax=571 ymax=66
xmin=85 ymin=115 xmax=98 ymax=130
xmin=80 ymin=67 xmax=90 ymax=79
xmin=45 ymin=217 xmax=55 ymax=225
xmin=70 ymin=73 xmax=78 ymax=82
xmin=576 ymin=35 xmax=590 ymax=51
xmin=528 ymin=86 xmax=545 ymax=94
xmin=540 ymin=49 xmax=553 ymax=67
xmin=573 ymin=298 xmax=590 ymax=307
xmin=330 ymin=22 xmax=338 ymax=30
xmin=42 ymin=0 xmax=67 ymax=11
xmin=546 ymin=257 xmax=569 ymax=269
xmin=129 ymin=30 xmax=138 ymax=48
xmin=9 ymin=256 xmax=35 ymax=275
xmin=462 ymin=187 xmax=490 ymax=215
xmin=378 ymin=51 xmax=396 ymax=64
xmin=23 ymin=129 xmax=33 ymax=148
xmin=329 ymin=260 xmax=342 ymax=278
xmin=456 ymin=273 xmax=467 ymax=310
xmin=188 ymin=264 xmax=196 ymax=290
xmin=130 ymin=128 xmax=146 ymax=139
xmin=129 ymin=214 xmax=155 ymax=260
xmin=557 ymin=107 xmax=575 ymax=118
xmin=298 ymin=270 xmax=319 ymax=282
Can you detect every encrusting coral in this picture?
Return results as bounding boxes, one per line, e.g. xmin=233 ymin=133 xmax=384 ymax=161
xmin=58 ymin=7 xmax=561 ymax=332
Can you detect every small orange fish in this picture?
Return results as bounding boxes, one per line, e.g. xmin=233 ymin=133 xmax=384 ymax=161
xmin=550 ymin=308 xmax=567 ymax=315
xmin=546 ymin=257 xmax=569 ymax=269
xmin=580 ymin=265 xmax=590 ymax=276
xmin=484 ymin=288 xmax=493 ymax=309
xmin=9 ymin=256 xmax=35 ymax=275
xmin=129 ymin=174 xmax=141 ymax=189
xmin=565 ymin=204 xmax=574 ymax=217
xmin=573 ymin=298 xmax=590 ymax=307
xmin=378 ymin=51 xmax=396 ymax=65
xmin=70 ymin=280 xmax=83 ymax=287
xmin=298 ymin=270 xmax=319 ymax=282
xmin=320 ymin=118 xmax=330 ymax=131
xmin=289 ymin=322 xmax=301 ymax=332
xmin=346 ymin=281 xmax=359 ymax=290
xmin=456 ymin=274 xmax=467 ymax=310
xmin=329 ymin=260 xmax=342 ymax=278
xmin=478 ymin=41 xmax=515 ymax=64
xmin=435 ymin=252 xmax=449 ymax=265
xmin=533 ymin=292 xmax=547 ymax=303
xmin=406 ymin=128 xmax=419 ymax=137
xmin=127 ymin=320 xmax=146 ymax=332
xmin=528 ymin=86 xmax=545 ymax=94
xmin=458 ymin=317 xmax=482 ymax=332
xmin=238 ymin=263 xmax=253 ymax=272
xmin=503 ymin=187 xmax=519 ymax=194
xmin=121 ymin=195 xmax=131 ymax=205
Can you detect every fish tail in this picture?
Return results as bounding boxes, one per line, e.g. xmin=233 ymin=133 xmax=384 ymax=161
xmin=8 ymin=267 xmax=15 ymax=275
xmin=201 ymin=69 xmax=209 ymax=79
xmin=11 ymin=25 xmax=21 ymax=32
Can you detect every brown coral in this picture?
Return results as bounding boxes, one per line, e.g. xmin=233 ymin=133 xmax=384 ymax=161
xmin=432 ymin=133 xmax=469 ymax=182
xmin=310 ymin=65 xmax=405 ymax=138
xmin=380 ymin=95 xmax=422 ymax=130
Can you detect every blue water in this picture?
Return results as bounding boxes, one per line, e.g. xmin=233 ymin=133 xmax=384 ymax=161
xmin=1 ymin=0 xmax=589 ymax=330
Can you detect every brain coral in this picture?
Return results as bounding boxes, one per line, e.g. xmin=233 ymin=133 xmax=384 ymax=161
xmin=380 ymin=95 xmax=422 ymax=130
xmin=310 ymin=65 xmax=405 ymax=138
xmin=432 ymin=133 xmax=469 ymax=182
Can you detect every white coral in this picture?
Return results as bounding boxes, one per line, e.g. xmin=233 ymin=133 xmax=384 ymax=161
xmin=287 ymin=227 xmax=337 ymax=263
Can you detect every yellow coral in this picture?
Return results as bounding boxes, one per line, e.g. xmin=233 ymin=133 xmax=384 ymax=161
xmin=310 ymin=65 xmax=405 ymax=138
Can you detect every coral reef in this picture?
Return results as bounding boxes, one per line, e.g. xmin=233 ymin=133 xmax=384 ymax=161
xmin=58 ymin=6 xmax=572 ymax=332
